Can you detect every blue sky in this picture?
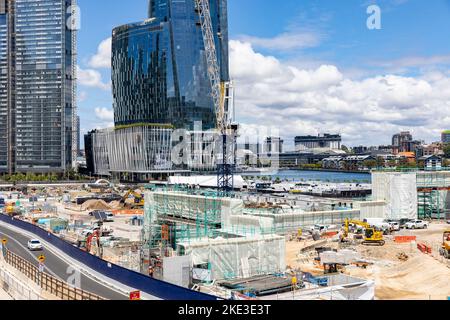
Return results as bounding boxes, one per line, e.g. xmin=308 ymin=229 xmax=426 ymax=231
xmin=77 ymin=0 xmax=450 ymax=149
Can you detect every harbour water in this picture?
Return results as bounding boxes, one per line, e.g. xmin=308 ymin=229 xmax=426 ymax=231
xmin=241 ymin=169 xmax=371 ymax=183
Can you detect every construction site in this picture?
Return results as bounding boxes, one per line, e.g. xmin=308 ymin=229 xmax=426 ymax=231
xmin=1 ymin=168 xmax=449 ymax=300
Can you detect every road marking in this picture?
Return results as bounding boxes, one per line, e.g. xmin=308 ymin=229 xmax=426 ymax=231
xmin=0 ymin=223 xmax=128 ymax=299
xmin=0 ymin=230 xmax=62 ymax=280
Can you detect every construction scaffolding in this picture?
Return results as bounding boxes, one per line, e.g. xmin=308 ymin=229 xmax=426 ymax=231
xmin=416 ymin=171 xmax=450 ymax=220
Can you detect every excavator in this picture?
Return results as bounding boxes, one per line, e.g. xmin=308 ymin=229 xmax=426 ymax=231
xmin=439 ymin=230 xmax=450 ymax=259
xmin=79 ymin=229 xmax=103 ymax=258
xmin=120 ymin=189 xmax=144 ymax=209
xmin=341 ymin=218 xmax=386 ymax=246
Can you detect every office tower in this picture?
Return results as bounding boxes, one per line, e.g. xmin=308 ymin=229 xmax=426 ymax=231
xmin=442 ymin=130 xmax=450 ymax=144
xmin=0 ymin=0 xmax=77 ymax=174
xmin=112 ymin=0 xmax=229 ymax=130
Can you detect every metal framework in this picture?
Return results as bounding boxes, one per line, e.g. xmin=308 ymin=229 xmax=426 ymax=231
xmin=195 ymin=0 xmax=224 ymax=130
xmin=195 ymin=0 xmax=235 ymax=194
xmin=417 ymin=171 xmax=450 ymax=220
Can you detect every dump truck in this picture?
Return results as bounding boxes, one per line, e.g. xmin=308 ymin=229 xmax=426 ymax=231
xmin=439 ymin=230 xmax=450 ymax=259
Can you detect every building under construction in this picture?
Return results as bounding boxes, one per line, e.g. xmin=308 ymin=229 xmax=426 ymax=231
xmin=140 ymin=185 xmax=362 ymax=283
xmin=370 ymin=169 xmax=450 ymax=221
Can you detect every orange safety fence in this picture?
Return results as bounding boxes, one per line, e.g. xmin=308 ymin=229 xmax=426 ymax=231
xmin=394 ymin=236 xmax=417 ymax=243
xmin=322 ymin=231 xmax=338 ymax=238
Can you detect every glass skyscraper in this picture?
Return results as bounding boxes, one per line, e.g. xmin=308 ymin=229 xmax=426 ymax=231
xmin=0 ymin=0 xmax=77 ymax=174
xmin=112 ymin=0 xmax=229 ymax=130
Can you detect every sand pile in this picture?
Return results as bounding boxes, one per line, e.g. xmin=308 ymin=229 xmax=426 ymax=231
xmin=370 ymin=254 xmax=450 ymax=300
xmin=109 ymin=201 xmax=123 ymax=209
xmin=81 ymin=199 xmax=112 ymax=211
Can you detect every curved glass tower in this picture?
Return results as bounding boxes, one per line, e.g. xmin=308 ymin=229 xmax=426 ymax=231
xmin=112 ymin=0 xmax=229 ymax=130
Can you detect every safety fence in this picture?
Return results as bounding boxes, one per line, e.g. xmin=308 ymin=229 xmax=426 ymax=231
xmin=0 ymin=214 xmax=217 ymax=300
xmin=4 ymin=249 xmax=103 ymax=300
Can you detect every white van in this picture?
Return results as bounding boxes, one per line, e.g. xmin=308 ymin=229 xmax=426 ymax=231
xmin=364 ymin=218 xmax=392 ymax=233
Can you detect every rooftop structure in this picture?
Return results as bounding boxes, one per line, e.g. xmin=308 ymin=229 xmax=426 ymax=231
xmin=295 ymin=134 xmax=342 ymax=152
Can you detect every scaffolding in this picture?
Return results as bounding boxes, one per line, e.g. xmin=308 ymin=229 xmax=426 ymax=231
xmin=143 ymin=186 xmax=224 ymax=250
xmin=416 ymin=171 xmax=450 ymax=220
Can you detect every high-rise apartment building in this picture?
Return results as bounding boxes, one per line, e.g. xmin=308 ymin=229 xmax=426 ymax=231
xmin=112 ymin=0 xmax=229 ymax=130
xmin=0 ymin=0 xmax=77 ymax=174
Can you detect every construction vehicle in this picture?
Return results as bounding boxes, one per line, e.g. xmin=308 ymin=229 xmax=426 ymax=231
xmin=196 ymin=0 xmax=238 ymax=194
xmin=342 ymin=219 xmax=385 ymax=246
xmin=4 ymin=202 xmax=19 ymax=217
xmin=85 ymin=229 xmax=102 ymax=257
xmin=120 ymin=189 xmax=144 ymax=208
xmin=439 ymin=230 xmax=450 ymax=259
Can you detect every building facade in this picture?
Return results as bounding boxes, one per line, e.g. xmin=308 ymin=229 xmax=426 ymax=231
xmin=0 ymin=0 xmax=77 ymax=174
xmin=112 ymin=0 xmax=229 ymax=130
xmin=442 ymin=130 xmax=450 ymax=144
xmin=391 ymin=131 xmax=421 ymax=154
xmin=86 ymin=0 xmax=230 ymax=181
xmin=264 ymin=137 xmax=283 ymax=154
xmin=295 ymin=134 xmax=341 ymax=151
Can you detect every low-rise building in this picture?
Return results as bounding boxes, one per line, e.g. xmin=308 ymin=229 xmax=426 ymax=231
xmin=322 ymin=155 xmax=376 ymax=170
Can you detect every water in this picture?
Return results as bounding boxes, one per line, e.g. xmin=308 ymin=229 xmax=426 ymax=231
xmin=241 ymin=170 xmax=372 ymax=183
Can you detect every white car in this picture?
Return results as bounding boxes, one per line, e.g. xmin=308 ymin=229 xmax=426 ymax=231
xmin=309 ymin=224 xmax=328 ymax=233
xmin=27 ymin=239 xmax=43 ymax=251
xmin=388 ymin=222 xmax=400 ymax=232
xmin=405 ymin=220 xmax=429 ymax=230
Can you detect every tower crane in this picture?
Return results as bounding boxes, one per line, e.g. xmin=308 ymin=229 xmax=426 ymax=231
xmin=195 ymin=0 xmax=238 ymax=195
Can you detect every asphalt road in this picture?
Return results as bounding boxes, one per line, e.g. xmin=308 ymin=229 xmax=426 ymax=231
xmin=0 ymin=223 xmax=128 ymax=300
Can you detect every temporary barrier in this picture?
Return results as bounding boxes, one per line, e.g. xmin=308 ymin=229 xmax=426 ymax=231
xmin=417 ymin=242 xmax=432 ymax=254
xmin=394 ymin=236 xmax=417 ymax=243
xmin=0 ymin=214 xmax=217 ymax=300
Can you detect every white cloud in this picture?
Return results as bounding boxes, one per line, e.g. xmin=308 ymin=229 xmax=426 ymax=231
xmin=237 ymin=31 xmax=322 ymax=52
xmin=94 ymin=107 xmax=114 ymax=122
xmin=229 ymin=40 xmax=450 ymax=148
xmin=78 ymin=91 xmax=87 ymax=102
xmin=88 ymin=37 xmax=112 ymax=69
xmin=77 ymin=66 xmax=111 ymax=90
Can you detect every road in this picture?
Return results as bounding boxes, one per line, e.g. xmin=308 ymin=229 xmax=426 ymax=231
xmin=0 ymin=223 xmax=128 ymax=300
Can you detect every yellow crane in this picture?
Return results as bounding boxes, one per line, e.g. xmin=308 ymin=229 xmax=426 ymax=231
xmin=343 ymin=218 xmax=385 ymax=246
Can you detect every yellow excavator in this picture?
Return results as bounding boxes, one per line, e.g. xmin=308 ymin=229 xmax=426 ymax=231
xmin=439 ymin=230 xmax=450 ymax=259
xmin=120 ymin=189 xmax=144 ymax=209
xmin=342 ymin=218 xmax=385 ymax=246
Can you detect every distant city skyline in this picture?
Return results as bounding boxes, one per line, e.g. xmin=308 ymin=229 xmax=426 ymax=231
xmin=76 ymin=0 xmax=450 ymax=149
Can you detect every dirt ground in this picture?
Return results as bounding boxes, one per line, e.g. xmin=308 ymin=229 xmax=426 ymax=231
xmin=286 ymin=222 xmax=450 ymax=300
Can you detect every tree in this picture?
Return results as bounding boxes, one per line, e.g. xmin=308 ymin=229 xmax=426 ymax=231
xmin=341 ymin=145 xmax=350 ymax=154
xmin=376 ymin=157 xmax=385 ymax=168
xmin=444 ymin=143 xmax=450 ymax=159
xmin=363 ymin=160 xmax=377 ymax=169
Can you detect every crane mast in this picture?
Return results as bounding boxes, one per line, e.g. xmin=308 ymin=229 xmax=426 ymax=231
xmin=195 ymin=0 xmax=236 ymax=194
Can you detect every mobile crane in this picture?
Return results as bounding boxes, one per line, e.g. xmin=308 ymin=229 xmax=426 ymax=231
xmin=342 ymin=218 xmax=386 ymax=246
xmin=195 ymin=0 xmax=238 ymax=195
